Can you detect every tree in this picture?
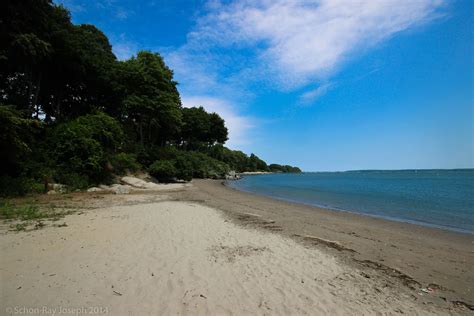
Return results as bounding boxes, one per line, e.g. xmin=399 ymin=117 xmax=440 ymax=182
xmin=181 ymin=107 xmax=228 ymax=148
xmin=0 ymin=105 xmax=35 ymax=176
xmin=269 ymin=164 xmax=302 ymax=173
xmin=248 ymin=153 xmax=269 ymax=171
xmin=0 ymin=0 xmax=56 ymax=115
xmin=39 ymin=19 xmax=117 ymax=121
xmin=209 ymin=112 xmax=228 ymax=144
xmin=0 ymin=0 xmax=301 ymax=195
xmin=1 ymin=1 xmax=118 ymax=121
xmin=117 ymin=51 xmax=182 ymax=146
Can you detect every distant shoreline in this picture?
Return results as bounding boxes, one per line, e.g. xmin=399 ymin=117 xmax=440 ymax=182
xmin=238 ymin=171 xmax=274 ymax=175
xmin=301 ymin=168 xmax=474 ymax=173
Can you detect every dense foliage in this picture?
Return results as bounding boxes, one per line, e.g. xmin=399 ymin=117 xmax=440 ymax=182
xmin=0 ymin=0 xmax=300 ymax=195
xmin=269 ymin=164 xmax=302 ymax=173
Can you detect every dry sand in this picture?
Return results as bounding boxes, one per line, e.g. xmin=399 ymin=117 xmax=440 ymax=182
xmin=1 ymin=182 xmax=473 ymax=315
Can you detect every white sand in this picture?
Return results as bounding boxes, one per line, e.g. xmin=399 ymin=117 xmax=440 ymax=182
xmin=1 ymin=199 xmax=438 ymax=315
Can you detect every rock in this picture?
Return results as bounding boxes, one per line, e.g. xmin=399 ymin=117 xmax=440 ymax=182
xmin=110 ymin=184 xmax=131 ymax=194
xmin=87 ymin=187 xmax=103 ymax=192
xmin=120 ymin=176 xmax=160 ymax=189
xmin=53 ymin=183 xmax=67 ymax=193
xmin=225 ymin=170 xmax=241 ymax=180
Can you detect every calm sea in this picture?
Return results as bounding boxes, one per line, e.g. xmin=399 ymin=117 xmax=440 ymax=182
xmin=227 ymin=169 xmax=474 ymax=234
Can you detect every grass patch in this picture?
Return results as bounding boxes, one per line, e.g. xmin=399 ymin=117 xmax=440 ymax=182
xmin=0 ymin=200 xmax=73 ymax=231
xmin=11 ymin=223 xmax=27 ymax=231
xmin=1 ymin=202 xmax=47 ymax=220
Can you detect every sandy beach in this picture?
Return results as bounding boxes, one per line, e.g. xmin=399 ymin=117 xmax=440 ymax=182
xmin=1 ymin=180 xmax=473 ymax=315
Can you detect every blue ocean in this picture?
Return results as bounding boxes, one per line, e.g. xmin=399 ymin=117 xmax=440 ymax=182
xmin=227 ymin=169 xmax=474 ymax=234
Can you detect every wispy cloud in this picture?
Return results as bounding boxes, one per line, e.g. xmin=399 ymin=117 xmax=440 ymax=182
xmin=165 ymin=0 xmax=446 ymax=143
xmin=56 ymin=0 xmax=85 ymax=13
xmin=115 ymin=7 xmax=131 ymax=20
xmin=183 ymin=0 xmax=445 ymax=87
xmin=300 ymin=82 xmax=334 ymax=104
xmin=111 ymin=34 xmax=137 ymax=60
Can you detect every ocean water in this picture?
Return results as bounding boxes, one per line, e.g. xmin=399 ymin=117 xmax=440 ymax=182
xmin=227 ymin=169 xmax=474 ymax=234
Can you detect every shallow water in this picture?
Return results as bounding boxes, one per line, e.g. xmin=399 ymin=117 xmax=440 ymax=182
xmin=228 ymin=169 xmax=474 ymax=234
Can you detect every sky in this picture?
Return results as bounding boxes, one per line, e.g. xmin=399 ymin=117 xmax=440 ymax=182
xmin=56 ymin=0 xmax=473 ymax=171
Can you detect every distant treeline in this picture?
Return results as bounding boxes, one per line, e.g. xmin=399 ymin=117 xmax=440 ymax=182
xmin=0 ymin=0 xmax=300 ymax=195
xmin=269 ymin=164 xmax=302 ymax=173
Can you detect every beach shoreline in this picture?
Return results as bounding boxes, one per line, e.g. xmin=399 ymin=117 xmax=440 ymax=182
xmin=187 ymin=180 xmax=474 ymax=305
xmin=226 ymin=172 xmax=474 ymax=235
xmin=1 ymin=180 xmax=473 ymax=314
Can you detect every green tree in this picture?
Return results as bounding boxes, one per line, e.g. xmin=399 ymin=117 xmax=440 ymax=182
xmin=248 ymin=153 xmax=269 ymax=171
xmin=0 ymin=105 xmax=35 ymax=176
xmin=116 ymin=51 xmax=182 ymax=146
xmin=1 ymin=1 xmax=117 ymax=121
xmin=181 ymin=107 xmax=228 ymax=148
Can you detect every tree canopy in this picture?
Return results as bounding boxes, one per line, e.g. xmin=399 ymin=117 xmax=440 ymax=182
xmin=0 ymin=0 xmax=300 ymax=195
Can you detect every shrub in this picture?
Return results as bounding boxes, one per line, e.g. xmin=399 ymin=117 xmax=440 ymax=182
xmin=206 ymin=145 xmax=268 ymax=172
xmin=0 ymin=105 xmax=33 ymax=175
xmin=184 ymin=151 xmax=230 ymax=179
xmin=75 ymin=112 xmax=125 ymax=151
xmin=48 ymin=124 xmax=106 ymax=183
xmin=174 ymin=156 xmax=193 ymax=181
xmin=46 ymin=112 xmax=125 ymax=186
xmin=0 ymin=176 xmax=34 ymax=197
xmin=148 ymin=160 xmax=177 ymax=181
xmin=53 ymin=172 xmax=90 ymax=190
xmin=110 ymin=153 xmax=140 ymax=175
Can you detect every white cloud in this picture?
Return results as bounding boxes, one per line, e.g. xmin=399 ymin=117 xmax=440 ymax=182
xmin=166 ymin=0 xmax=446 ymax=144
xmin=181 ymin=96 xmax=255 ymax=148
xmin=185 ymin=0 xmax=445 ymax=88
xmin=300 ymin=82 xmax=334 ymax=104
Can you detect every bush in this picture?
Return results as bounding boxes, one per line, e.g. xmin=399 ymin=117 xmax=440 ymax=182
xmin=75 ymin=112 xmax=125 ymax=151
xmin=149 ymin=160 xmax=177 ymax=181
xmin=0 ymin=105 xmax=33 ymax=176
xmin=0 ymin=176 xmax=34 ymax=197
xmin=206 ymin=145 xmax=268 ymax=172
xmin=53 ymin=172 xmax=90 ymax=190
xmin=110 ymin=153 xmax=140 ymax=175
xmin=174 ymin=156 xmax=193 ymax=181
xmin=147 ymin=149 xmax=230 ymax=182
xmin=184 ymin=151 xmax=229 ymax=179
xmin=48 ymin=124 xmax=106 ymax=182
xmin=0 ymin=175 xmax=47 ymax=197
xmin=46 ymin=112 xmax=125 ymax=186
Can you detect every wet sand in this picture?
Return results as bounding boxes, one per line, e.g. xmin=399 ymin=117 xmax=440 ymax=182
xmin=185 ymin=180 xmax=474 ymax=308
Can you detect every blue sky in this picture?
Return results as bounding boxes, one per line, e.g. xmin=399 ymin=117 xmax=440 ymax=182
xmin=57 ymin=0 xmax=473 ymax=171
